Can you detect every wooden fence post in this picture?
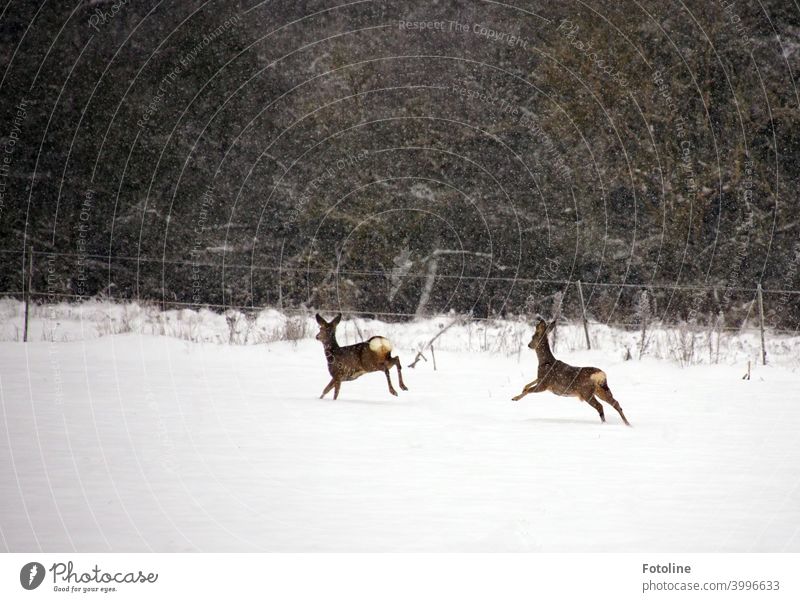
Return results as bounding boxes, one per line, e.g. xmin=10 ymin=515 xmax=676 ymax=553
xmin=577 ymin=280 xmax=591 ymax=350
xmin=757 ymin=282 xmax=766 ymax=365
xmin=23 ymin=247 xmax=33 ymax=342
xmin=277 ymin=238 xmax=285 ymax=311
xmin=551 ymin=291 xmax=563 ymax=352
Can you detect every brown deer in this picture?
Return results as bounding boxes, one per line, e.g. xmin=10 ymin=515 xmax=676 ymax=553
xmin=512 ymin=318 xmax=631 ymax=426
xmin=315 ymin=313 xmax=408 ymax=399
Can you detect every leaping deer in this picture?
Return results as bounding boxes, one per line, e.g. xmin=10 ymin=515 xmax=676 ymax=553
xmin=512 ymin=318 xmax=631 ymax=426
xmin=315 ymin=313 xmax=408 ymax=399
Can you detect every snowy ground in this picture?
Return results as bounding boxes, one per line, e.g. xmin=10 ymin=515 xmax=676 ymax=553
xmin=2 ymin=312 xmax=800 ymax=551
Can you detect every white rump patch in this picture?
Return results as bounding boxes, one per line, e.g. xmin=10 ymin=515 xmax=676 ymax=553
xmin=590 ymin=371 xmax=607 ymax=385
xmin=369 ymin=337 xmax=392 ymax=354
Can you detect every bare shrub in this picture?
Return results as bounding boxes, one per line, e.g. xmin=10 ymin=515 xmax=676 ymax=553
xmin=668 ymin=321 xmax=697 ymax=367
xmin=225 ymin=309 xmax=240 ymax=344
xmin=283 ymin=315 xmax=308 ymax=342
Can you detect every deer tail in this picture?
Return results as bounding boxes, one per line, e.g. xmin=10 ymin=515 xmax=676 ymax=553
xmin=590 ymin=370 xmax=609 ymax=390
xmin=368 ymin=336 xmax=393 ymax=355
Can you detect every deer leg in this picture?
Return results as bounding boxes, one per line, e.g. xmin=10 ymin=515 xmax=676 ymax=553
xmin=333 ymin=381 xmax=341 ymax=400
xmin=595 ymin=385 xmax=631 ymax=426
xmin=511 ymin=389 xmax=529 ymax=402
xmin=391 ymin=356 xmax=408 ymax=390
xmin=383 ymin=367 xmax=398 ymax=396
xmin=587 ymin=396 xmax=606 ymax=423
xmin=320 ymin=378 xmax=336 ymax=399
xmin=512 ymin=378 xmax=543 ymax=401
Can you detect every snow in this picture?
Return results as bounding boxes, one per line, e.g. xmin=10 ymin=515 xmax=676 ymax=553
xmin=2 ymin=305 xmax=799 ymax=551
xmin=3 ymin=298 xmax=798 ymax=369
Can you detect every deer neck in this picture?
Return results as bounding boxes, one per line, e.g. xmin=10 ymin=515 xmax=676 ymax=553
xmin=534 ymin=339 xmax=556 ymax=366
xmin=323 ymin=334 xmax=339 ymax=363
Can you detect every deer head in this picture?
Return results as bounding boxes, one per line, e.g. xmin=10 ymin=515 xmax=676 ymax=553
xmin=315 ymin=313 xmax=342 ymax=345
xmin=528 ymin=317 xmax=555 ymax=350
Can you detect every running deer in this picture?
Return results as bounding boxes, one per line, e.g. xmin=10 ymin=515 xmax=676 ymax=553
xmin=315 ymin=313 xmax=408 ymax=399
xmin=512 ymin=318 xmax=631 ymax=425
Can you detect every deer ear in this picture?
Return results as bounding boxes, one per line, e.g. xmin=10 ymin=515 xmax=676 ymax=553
xmin=315 ymin=314 xmax=326 ymax=326
xmin=332 ymin=313 xmax=342 ymax=326
xmin=547 ymin=320 xmax=557 ymax=332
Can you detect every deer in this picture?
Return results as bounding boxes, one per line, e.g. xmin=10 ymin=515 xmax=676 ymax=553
xmin=512 ymin=318 xmax=631 ymax=426
xmin=315 ymin=313 xmax=408 ymax=399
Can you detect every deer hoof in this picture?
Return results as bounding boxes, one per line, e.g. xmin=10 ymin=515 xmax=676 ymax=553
xmin=389 ymin=389 xmax=398 ymax=396
xmin=400 ymin=384 xmax=409 ymax=391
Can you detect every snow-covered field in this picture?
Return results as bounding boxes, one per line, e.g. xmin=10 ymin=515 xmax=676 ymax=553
xmin=1 ymin=301 xmax=799 ymax=551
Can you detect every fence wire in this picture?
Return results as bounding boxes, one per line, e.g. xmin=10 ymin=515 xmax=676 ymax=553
xmin=2 ymin=248 xmax=799 ymax=295
xmin=2 ymin=248 xmax=799 ymax=341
